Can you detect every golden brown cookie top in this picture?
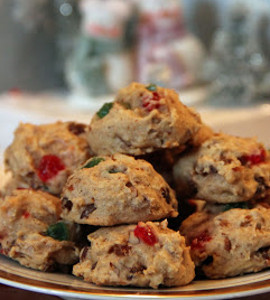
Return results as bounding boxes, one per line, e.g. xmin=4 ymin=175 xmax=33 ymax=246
xmin=61 ymin=153 xmax=178 ymax=226
xmin=87 ymin=82 xmax=202 ymax=156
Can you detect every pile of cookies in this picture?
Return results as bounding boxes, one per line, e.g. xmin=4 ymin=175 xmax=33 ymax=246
xmin=175 ymin=133 xmax=270 ymax=278
xmin=0 ymin=82 xmax=270 ymax=288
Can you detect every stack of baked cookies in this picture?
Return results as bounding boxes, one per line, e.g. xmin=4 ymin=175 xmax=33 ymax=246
xmin=1 ymin=82 xmax=270 ymax=288
xmin=175 ymin=133 xmax=270 ymax=279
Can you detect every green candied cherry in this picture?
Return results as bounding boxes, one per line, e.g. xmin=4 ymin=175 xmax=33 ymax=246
xmin=46 ymin=222 xmax=69 ymax=241
xmin=223 ymin=202 xmax=249 ymax=212
xmin=82 ymin=157 xmax=105 ymax=169
xmin=146 ymin=83 xmax=157 ymax=91
xmin=96 ymin=102 xmax=113 ymax=118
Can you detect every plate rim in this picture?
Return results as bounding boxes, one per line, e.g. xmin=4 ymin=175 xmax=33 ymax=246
xmin=1 ymin=263 xmax=270 ymax=300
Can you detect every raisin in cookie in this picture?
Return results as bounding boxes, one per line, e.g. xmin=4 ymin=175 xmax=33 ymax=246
xmin=0 ymin=189 xmax=79 ymax=271
xmin=173 ymin=133 xmax=270 ymax=203
xmin=180 ymin=200 xmax=270 ymax=279
xmin=73 ymin=220 xmax=195 ymax=288
xmin=87 ymin=82 xmax=202 ymax=156
xmin=61 ymin=154 xmax=178 ymax=226
xmin=4 ymin=121 xmax=91 ymax=195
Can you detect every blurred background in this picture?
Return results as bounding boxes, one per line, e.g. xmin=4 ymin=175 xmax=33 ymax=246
xmin=1 ymin=0 xmax=270 ymax=106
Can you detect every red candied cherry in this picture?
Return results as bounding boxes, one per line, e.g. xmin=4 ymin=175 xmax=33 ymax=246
xmin=142 ymin=92 xmax=161 ymax=112
xmin=22 ymin=211 xmax=30 ymax=219
xmin=239 ymin=148 xmax=266 ymax=166
xmin=37 ymin=155 xmax=65 ymax=183
xmin=134 ymin=222 xmax=158 ymax=246
xmin=190 ymin=231 xmax=212 ymax=251
xmin=142 ymin=84 xmax=161 ymax=112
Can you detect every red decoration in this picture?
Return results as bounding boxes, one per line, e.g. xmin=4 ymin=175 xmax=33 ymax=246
xmin=134 ymin=223 xmax=158 ymax=246
xmin=191 ymin=231 xmax=212 ymax=251
xmin=22 ymin=211 xmax=30 ymax=219
xmin=240 ymin=148 xmax=266 ymax=166
xmin=37 ymin=155 xmax=65 ymax=183
xmin=142 ymin=92 xmax=161 ymax=112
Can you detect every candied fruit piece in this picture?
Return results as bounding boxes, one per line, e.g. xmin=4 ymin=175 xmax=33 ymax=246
xmin=146 ymin=83 xmax=157 ymax=91
xmin=191 ymin=231 xmax=211 ymax=251
xmin=37 ymin=155 xmax=65 ymax=183
xmin=97 ymin=102 xmax=113 ymax=118
xmin=134 ymin=222 xmax=158 ymax=246
xmin=46 ymin=222 xmax=69 ymax=241
xmin=142 ymin=91 xmax=161 ymax=112
xmin=239 ymin=148 xmax=266 ymax=166
xmin=22 ymin=211 xmax=30 ymax=219
xmin=223 ymin=202 xmax=249 ymax=211
xmin=82 ymin=157 xmax=105 ymax=169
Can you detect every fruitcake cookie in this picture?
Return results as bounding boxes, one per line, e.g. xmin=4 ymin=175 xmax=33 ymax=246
xmin=173 ymin=133 xmax=270 ymax=203
xmin=73 ymin=220 xmax=195 ymax=288
xmin=0 ymin=189 xmax=79 ymax=271
xmin=4 ymin=121 xmax=91 ymax=195
xmin=61 ymin=154 xmax=178 ymax=226
xmin=87 ymin=82 xmax=202 ymax=156
xmin=180 ymin=201 xmax=270 ymax=278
